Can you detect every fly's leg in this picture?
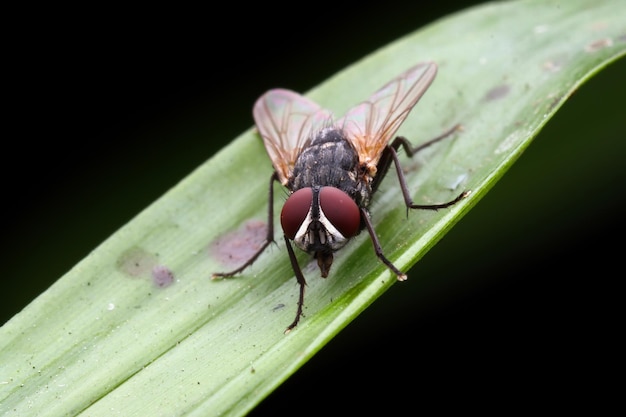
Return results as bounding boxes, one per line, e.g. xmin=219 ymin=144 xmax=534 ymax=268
xmin=283 ymin=235 xmax=308 ymax=334
xmin=212 ymin=172 xmax=308 ymax=334
xmin=399 ymin=123 xmax=463 ymax=156
xmin=361 ymin=208 xmax=407 ymax=281
xmin=389 ymin=124 xmax=470 ymax=212
xmin=212 ymin=172 xmax=279 ymax=278
xmin=363 ymin=125 xmax=470 ymax=281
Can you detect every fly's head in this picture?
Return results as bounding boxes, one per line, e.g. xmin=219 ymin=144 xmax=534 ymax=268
xmin=281 ymin=186 xmax=361 ymax=277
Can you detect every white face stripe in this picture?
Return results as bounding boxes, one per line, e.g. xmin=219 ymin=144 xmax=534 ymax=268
xmin=294 ymin=206 xmax=313 ymax=242
xmin=293 ymin=200 xmax=348 ymax=251
xmin=317 ymin=206 xmax=345 ymax=240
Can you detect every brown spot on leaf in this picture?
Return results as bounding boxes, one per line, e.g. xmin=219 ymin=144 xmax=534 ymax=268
xmin=210 ymin=219 xmax=268 ymax=268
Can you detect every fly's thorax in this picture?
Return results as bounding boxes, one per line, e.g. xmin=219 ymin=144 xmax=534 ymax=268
xmin=280 ymin=186 xmax=361 ymax=254
xmin=289 ymin=127 xmax=372 ymax=208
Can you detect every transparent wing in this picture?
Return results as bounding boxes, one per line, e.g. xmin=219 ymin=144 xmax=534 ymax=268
xmin=337 ymin=62 xmax=438 ymax=174
xmin=253 ymin=89 xmax=333 ymax=185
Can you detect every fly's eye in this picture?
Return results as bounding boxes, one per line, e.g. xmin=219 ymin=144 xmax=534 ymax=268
xmin=319 ymin=187 xmax=361 ymax=238
xmin=281 ymin=188 xmax=313 ymax=239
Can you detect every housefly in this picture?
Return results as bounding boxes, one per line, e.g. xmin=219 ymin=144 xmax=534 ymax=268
xmin=213 ymin=62 xmax=470 ymax=333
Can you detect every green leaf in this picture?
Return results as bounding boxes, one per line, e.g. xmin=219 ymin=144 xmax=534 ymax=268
xmin=1 ymin=1 xmax=624 ymax=415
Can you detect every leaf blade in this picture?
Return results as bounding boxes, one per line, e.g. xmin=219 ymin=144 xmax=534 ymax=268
xmin=1 ymin=1 xmax=624 ymax=416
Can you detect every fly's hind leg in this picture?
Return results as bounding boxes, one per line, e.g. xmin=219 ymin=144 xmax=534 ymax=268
xmin=389 ymin=124 xmax=470 ymax=211
xmin=398 ymin=123 xmax=463 ymax=156
xmin=361 ymin=125 xmax=470 ymax=284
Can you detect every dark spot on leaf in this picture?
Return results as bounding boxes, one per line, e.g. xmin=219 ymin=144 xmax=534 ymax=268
xmin=272 ymin=303 xmax=285 ymax=312
xmin=484 ymin=84 xmax=510 ymax=101
xmin=152 ymin=265 xmax=175 ymax=288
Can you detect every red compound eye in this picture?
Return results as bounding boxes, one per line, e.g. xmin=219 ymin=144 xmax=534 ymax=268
xmin=319 ymin=187 xmax=360 ymax=238
xmin=281 ymin=188 xmax=313 ymax=239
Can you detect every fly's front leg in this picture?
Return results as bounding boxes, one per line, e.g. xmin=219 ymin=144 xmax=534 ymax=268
xmin=389 ymin=125 xmax=470 ymax=211
xmin=212 ymin=171 xmax=280 ymax=278
xmin=283 ymin=235 xmax=308 ymax=334
xmin=361 ymin=208 xmax=407 ymax=282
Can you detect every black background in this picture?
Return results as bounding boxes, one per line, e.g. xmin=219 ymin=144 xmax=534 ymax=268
xmin=3 ymin=2 xmax=623 ymax=414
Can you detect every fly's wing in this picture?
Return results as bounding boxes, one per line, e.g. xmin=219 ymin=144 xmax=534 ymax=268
xmin=253 ymin=89 xmax=333 ymax=186
xmin=337 ymin=62 xmax=438 ymax=176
